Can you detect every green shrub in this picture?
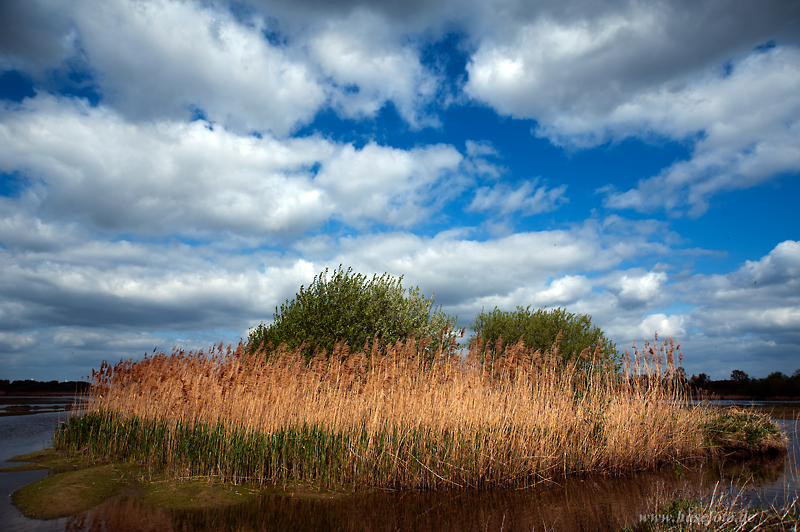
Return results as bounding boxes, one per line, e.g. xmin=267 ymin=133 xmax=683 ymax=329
xmin=470 ymin=306 xmax=617 ymax=368
xmin=247 ymin=265 xmax=458 ymax=361
xmin=702 ymin=408 xmax=784 ymax=453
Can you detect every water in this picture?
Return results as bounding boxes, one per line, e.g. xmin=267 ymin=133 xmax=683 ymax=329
xmin=732 ymin=417 xmax=799 ymax=508
xmin=1 ymin=398 xmax=798 ymax=532
xmin=0 ymin=398 xmax=72 ymax=532
xmin=0 ymin=397 xmax=79 ymax=419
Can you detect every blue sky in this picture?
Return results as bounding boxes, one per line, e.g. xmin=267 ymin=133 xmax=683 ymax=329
xmin=1 ymin=0 xmax=799 ymax=381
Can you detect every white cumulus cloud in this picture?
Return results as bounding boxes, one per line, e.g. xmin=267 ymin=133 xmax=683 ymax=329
xmin=0 ymin=96 xmax=468 ymax=238
xmin=468 ymin=179 xmax=568 ymax=216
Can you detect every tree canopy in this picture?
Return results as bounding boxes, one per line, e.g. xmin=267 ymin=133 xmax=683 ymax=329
xmin=730 ymin=369 xmax=750 ymax=382
xmin=247 ymin=265 xmax=458 ymax=360
xmin=470 ymin=306 xmax=617 ymax=367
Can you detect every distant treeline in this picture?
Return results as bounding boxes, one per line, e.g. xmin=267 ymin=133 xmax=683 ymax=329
xmin=4 ymin=371 xmax=798 ymax=398
xmin=689 ymin=369 xmax=800 ymax=399
xmin=0 ymin=379 xmax=90 ymax=395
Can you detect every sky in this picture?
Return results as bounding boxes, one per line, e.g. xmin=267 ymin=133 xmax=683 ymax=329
xmin=1 ymin=0 xmax=799 ymax=382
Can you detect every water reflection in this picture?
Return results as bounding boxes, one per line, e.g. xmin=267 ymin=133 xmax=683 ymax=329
xmin=65 ymin=458 xmax=795 ymax=532
xmin=734 ymin=417 xmax=799 ymax=508
xmin=67 ymin=472 xmax=691 ymax=532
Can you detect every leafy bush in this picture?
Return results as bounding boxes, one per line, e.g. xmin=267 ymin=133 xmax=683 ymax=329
xmin=702 ymin=407 xmax=784 ymax=453
xmin=247 ymin=265 xmax=458 ymax=360
xmin=470 ymin=306 xmax=617 ymax=367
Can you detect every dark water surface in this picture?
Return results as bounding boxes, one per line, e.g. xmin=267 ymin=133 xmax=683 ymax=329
xmin=1 ymin=398 xmax=798 ymax=532
xmin=0 ymin=396 xmax=82 ymax=418
xmin=0 ymin=402 xmax=71 ymax=532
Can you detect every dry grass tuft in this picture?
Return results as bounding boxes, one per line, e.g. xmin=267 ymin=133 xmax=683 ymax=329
xmin=56 ymin=333 xmax=777 ymax=489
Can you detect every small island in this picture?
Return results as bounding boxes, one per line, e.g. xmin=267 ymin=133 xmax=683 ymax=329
xmin=5 ymin=268 xmax=792 ymax=526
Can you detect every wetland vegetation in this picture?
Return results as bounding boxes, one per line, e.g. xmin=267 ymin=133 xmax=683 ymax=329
xmin=5 ymin=267 xmax=794 ymax=528
xmin=5 ymin=336 xmax=795 ymax=528
xmin=52 ymin=333 xmax=784 ymax=492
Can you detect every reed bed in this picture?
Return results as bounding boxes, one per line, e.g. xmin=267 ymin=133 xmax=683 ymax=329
xmin=55 ymin=334 xmax=757 ymax=489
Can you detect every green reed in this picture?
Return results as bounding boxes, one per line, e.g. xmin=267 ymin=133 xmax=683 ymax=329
xmin=55 ymin=411 xmax=587 ymax=489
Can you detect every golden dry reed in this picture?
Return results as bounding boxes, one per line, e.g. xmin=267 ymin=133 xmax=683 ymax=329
xmin=58 ymin=333 xmax=731 ymax=489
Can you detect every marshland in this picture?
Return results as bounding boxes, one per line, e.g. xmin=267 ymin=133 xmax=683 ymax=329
xmin=3 ymin=268 xmax=797 ymax=530
xmin=3 ymin=336 xmax=798 ymax=531
xmin=53 ymin=333 xmax=785 ymax=489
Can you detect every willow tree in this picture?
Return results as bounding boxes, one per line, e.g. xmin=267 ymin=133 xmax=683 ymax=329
xmin=470 ymin=306 xmax=618 ymax=369
xmin=248 ymin=265 xmax=458 ymax=361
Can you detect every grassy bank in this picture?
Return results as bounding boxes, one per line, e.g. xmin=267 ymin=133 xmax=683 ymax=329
xmin=55 ymin=334 xmax=786 ymax=490
xmin=5 ymin=449 xmax=271 ymax=519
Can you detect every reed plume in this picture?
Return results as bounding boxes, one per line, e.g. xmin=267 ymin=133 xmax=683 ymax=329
xmin=56 ymin=334 xmax=750 ymax=490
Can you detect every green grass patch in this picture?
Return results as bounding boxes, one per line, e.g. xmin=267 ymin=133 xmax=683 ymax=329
xmin=142 ymin=478 xmax=263 ymax=510
xmin=12 ymin=464 xmax=124 ymax=519
xmin=6 ymin=448 xmax=107 ymax=472
xmin=7 ymin=445 xmax=353 ymax=519
xmin=702 ymin=407 xmax=786 ymax=455
xmin=0 ymin=463 xmax=47 ymax=473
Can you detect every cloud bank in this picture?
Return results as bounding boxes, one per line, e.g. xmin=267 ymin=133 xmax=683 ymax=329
xmin=1 ymin=0 xmax=798 ymax=381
